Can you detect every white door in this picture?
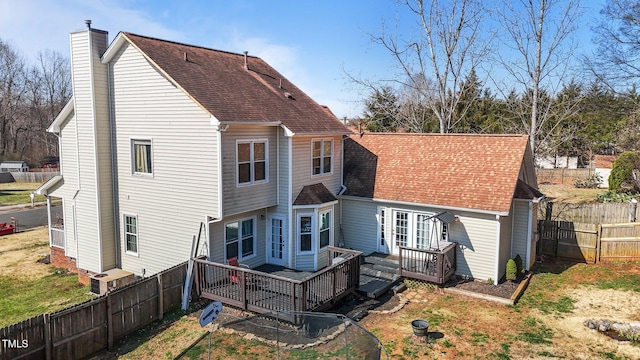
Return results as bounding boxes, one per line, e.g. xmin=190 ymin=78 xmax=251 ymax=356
xmin=267 ymin=216 xmax=285 ymax=266
xmin=392 ymin=210 xmax=410 ymax=255
xmin=377 ymin=207 xmax=390 ymax=253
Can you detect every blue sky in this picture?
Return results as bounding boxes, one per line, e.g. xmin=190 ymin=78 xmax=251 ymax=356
xmin=0 ymin=0 xmax=605 ymax=119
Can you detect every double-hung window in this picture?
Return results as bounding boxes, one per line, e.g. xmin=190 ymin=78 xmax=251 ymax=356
xmin=124 ymin=215 xmax=138 ymax=255
xmin=299 ymin=215 xmax=312 ymax=252
xmin=132 ymin=139 xmax=152 ymax=175
xmin=312 ymin=139 xmax=332 ymax=175
xmin=237 ymin=140 xmax=267 ymax=185
xmin=225 ymin=218 xmax=255 ymax=260
xmin=319 ymin=210 xmax=331 ymax=248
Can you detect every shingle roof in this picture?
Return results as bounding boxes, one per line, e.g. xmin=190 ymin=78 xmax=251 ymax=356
xmin=293 ymin=183 xmax=338 ymax=206
xmin=121 ymin=33 xmax=350 ymax=135
xmin=343 ymin=133 xmax=532 ymax=214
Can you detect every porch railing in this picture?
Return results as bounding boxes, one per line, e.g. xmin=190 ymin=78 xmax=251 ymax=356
xmin=193 ymin=247 xmax=361 ymax=319
xmin=398 ymin=242 xmax=457 ymax=284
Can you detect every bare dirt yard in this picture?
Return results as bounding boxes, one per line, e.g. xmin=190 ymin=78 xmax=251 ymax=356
xmin=538 ymin=183 xmax=605 ymax=204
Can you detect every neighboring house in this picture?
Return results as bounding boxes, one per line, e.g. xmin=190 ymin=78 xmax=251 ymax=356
xmin=594 ymin=155 xmax=616 ymax=189
xmin=341 ymin=133 xmax=542 ymax=284
xmin=535 ymin=155 xmax=578 ymax=169
xmin=37 ymin=22 xmax=542 ymax=286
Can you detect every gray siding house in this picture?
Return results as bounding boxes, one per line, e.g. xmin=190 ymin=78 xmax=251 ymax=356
xmin=39 ymin=23 xmax=542 ymax=286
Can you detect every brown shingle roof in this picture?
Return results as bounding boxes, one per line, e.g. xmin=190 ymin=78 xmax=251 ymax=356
xmin=122 ymin=33 xmax=350 ymax=134
xmin=343 ymin=133 xmax=532 ymax=214
xmin=594 ymin=155 xmax=616 ymax=169
xmin=293 ymin=183 xmax=338 ymax=206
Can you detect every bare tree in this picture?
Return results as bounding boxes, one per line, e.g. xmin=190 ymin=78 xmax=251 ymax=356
xmin=0 ymin=39 xmax=27 ymax=156
xmin=496 ymin=0 xmax=583 ymax=158
xmin=371 ymin=0 xmax=490 ymax=133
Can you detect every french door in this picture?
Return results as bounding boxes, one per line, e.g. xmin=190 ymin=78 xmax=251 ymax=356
xmin=267 ymin=216 xmax=285 ymax=266
xmin=392 ymin=210 xmax=410 ymax=254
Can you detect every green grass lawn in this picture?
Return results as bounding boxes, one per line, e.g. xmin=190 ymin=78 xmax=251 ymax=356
xmin=0 ymin=182 xmax=46 ymax=206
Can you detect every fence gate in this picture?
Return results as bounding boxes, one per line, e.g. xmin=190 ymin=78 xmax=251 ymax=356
xmin=538 ymin=220 xmax=598 ymax=263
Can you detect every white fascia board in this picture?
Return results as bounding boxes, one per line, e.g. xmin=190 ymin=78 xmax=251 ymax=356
xmin=47 ymin=98 xmax=74 ymax=133
xmin=101 ymin=32 xmax=128 ymax=64
xmin=281 ymin=125 xmax=294 ymax=137
xmin=292 ymin=200 xmax=339 ymax=210
xmin=34 ymin=175 xmax=63 ymax=196
xmin=338 ymin=194 xmax=509 ymax=217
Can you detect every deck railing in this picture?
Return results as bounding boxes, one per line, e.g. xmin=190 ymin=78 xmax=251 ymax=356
xmin=398 ymin=242 xmax=457 ymax=284
xmin=193 ymin=247 xmax=361 ymax=319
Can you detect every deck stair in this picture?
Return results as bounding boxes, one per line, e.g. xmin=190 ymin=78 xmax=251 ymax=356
xmin=357 ymin=253 xmax=402 ymax=298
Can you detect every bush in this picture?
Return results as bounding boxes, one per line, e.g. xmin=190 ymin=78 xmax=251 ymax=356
xmin=574 ymin=174 xmax=602 ymax=189
xmin=595 ymin=190 xmax=637 ymax=203
xmin=609 ymin=151 xmax=640 ymax=192
xmin=514 ymin=254 xmax=523 ymax=275
xmin=506 ymin=258 xmax=517 ymax=281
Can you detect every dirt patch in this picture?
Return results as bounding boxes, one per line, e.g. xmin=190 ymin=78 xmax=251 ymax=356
xmin=445 ymin=276 xmax=521 ymax=299
xmin=0 ymin=226 xmax=51 ymax=279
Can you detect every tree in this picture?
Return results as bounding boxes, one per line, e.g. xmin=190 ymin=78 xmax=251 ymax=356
xmin=361 ymin=86 xmax=399 ymax=132
xmin=371 ymin=0 xmax=490 ymax=133
xmin=587 ymin=0 xmax=640 ymax=89
xmin=0 ymin=39 xmax=27 ymax=157
xmin=496 ymin=0 xmax=583 ymax=158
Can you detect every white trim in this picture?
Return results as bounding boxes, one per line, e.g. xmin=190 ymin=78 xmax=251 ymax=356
xmin=101 ymin=31 xmax=127 ymax=63
xmin=494 ymin=215 xmax=501 ymax=285
xmin=267 ymin=215 xmax=286 ymax=266
xmin=47 ymin=98 xmax=74 ymax=133
xmin=292 ymin=200 xmax=339 ymax=210
xmin=35 ymin=175 xmax=63 ymax=196
xmin=287 ymin=135 xmax=293 ymax=268
xmin=235 ymin=139 xmax=269 ymax=187
xmin=130 ymin=137 xmax=154 ymax=177
xmin=223 ymin=216 xmax=257 ymax=261
xmin=310 ymin=138 xmax=334 ymax=177
xmin=296 ymin=212 xmax=315 ymax=255
xmin=376 ymin=206 xmax=389 ymax=253
xmin=123 ymin=213 xmax=139 ymax=257
xmin=339 ymin=194 xmax=509 ymax=216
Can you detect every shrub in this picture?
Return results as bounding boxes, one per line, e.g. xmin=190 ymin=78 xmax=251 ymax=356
xmin=514 ymin=254 xmax=523 ymax=275
xmin=574 ymin=174 xmax=602 ymax=189
xmin=609 ymin=151 xmax=640 ymax=192
xmin=506 ymin=258 xmax=517 ymax=281
xmin=595 ymin=190 xmax=637 ymax=203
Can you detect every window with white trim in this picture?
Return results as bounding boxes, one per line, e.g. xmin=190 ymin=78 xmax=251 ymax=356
xmin=237 ymin=140 xmax=267 ymax=185
xmin=132 ymin=139 xmax=152 ymax=175
xmin=319 ymin=210 xmax=331 ymax=248
xmin=299 ymin=215 xmax=312 ymax=252
xmin=124 ymin=215 xmax=138 ymax=255
xmin=225 ymin=218 xmax=255 ymax=261
xmin=312 ymin=139 xmax=332 ymax=175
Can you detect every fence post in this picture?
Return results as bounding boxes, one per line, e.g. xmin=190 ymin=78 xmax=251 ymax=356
xmin=43 ymin=313 xmax=52 ymax=360
xmin=107 ymin=292 xmax=113 ymax=350
xmin=596 ymin=224 xmax=602 ymax=264
xmin=157 ymin=273 xmax=164 ymax=320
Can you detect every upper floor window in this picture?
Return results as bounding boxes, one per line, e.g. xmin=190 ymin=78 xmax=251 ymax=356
xmin=237 ymin=140 xmax=267 ymax=185
xmin=132 ymin=139 xmax=152 ymax=175
xmin=312 ymin=139 xmax=332 ymax=176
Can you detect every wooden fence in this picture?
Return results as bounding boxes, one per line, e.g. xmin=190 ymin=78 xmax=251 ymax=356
xmin=538 ymin=220 xmax=640 ymax=263
xmin=10 ymin=171 xmax=60 ymax=183
xmin=536 ymin=168 xmax=592 ymax=185
xmin=0 ymin=262 xmax=186 ymax=360
xmin=540 ymin=201 xmax=639 ymax=224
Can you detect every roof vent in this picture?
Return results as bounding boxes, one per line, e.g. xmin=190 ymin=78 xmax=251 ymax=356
xmin=183 ymin=52 xmax=188 ymax=62
xmin=85 ymin=19 xmax=92 ymax=29
xmin=284 ymin=92 xmax=295 ymax=100
xmin=243 ymin=51 xmax=248 ymax=70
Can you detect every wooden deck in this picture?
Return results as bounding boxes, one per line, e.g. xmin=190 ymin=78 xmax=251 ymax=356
xmin=398 ymin=242 xmax=457 ymax=284
xmin=194 ymin=247 xmax=361 ymax=320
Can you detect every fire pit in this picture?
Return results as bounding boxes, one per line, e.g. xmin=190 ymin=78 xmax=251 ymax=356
xmin=411 ymin=319 xmax=429 ymax=337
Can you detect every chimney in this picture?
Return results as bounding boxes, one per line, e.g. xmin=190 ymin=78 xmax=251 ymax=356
xmin=243 ymin=51 xmax=248 ymax=70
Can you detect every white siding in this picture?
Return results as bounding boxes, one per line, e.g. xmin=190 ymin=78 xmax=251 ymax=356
xmin=498 ymin=212 xmax=513 ymax=282
xmin=221 ymin=125 xmax=278 ymax=216
xmin=291 ymin=136 xmax=342 ymax=198
xmin=448 ymin=212 xmax=498 ymax=281
xmin=112 ymin=42 xmax=219 ymax=276
xmin=49 ymin=111 xmax=79 ymax=258
xmin=208 ymin=210 xmax=267 ymax=268
xmin=341 ymin=198 xmax=378 ymax=255
xmin=529 ymin=202 xmax=539 ymax=269
xmin=511 ymin=200 xmax=529 ymax=261
xmin=68 ymin=29 xmax=114 ymax=273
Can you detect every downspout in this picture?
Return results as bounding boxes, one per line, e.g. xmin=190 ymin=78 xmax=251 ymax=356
xmin=526 ymin=201 xmax=533 ymax=270
xmin=107 ymin=62 xmax=121 ymax=268
xmin=494 ymin=214 xmax=501 ymax=285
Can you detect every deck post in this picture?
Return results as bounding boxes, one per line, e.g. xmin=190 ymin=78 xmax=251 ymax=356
xmin=193 ymin=260 xmax=201 ymax=296
xmin=290 ymin=282 xmax=296 ymax=311
xmin=398 ymin=247 xmax=404 ymax=277
xmin=240 ymin=271 xmax=247 ymax=310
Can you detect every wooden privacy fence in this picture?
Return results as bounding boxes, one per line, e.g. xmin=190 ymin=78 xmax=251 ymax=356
xmin=538 ymin=220 xmax=640 ymax=263
xmin=536 ymin=168 xmax=591 ymax=185
xmin=541 ymin=201 xmax=639 ymax=224
xmin=0 ymin=262 xmax=186 ymax=360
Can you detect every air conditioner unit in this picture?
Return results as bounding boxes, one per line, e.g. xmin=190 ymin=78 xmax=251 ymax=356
xmin=90 ymin=268 xmax=136 ymax=295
